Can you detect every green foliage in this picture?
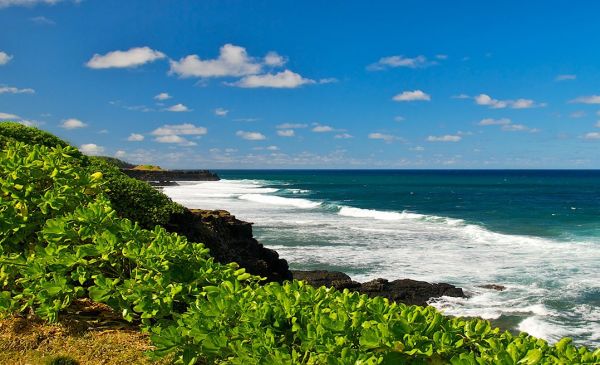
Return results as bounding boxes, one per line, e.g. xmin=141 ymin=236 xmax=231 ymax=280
xmin=0 ymin=139 xmax=598 ymax=365
xmin=86 ymin=156 xmax=184 ymax=229
xmin=45 ymin=355 xmax=80 ymax=365
xmin=0 ymin=122 xmax=77 ymax=153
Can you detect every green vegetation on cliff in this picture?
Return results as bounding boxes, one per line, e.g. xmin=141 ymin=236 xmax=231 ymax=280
xmin=0 ymin=124 xmax=598 ymax=364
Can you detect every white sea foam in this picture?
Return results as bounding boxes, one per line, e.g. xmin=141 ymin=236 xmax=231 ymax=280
xmin=162 ymin=178 xmax=600 ymax=347
xmin=238 ymin=194 xmax=321 ymax=209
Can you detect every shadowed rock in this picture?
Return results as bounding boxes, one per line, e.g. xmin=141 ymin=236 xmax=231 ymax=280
xmin=292 ymin=270 xmax=465 ymax=306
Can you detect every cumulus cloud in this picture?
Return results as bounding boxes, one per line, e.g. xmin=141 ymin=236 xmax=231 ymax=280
xmin=394 ymin=116 xmax=405 ymax=122
xmin=154 ymin=92 xmax=171 ymax=101
xmin=114 ymin=150 xmax=127 ymax=158
xmin=584 ymin=132 xmax=600 ymax=140
xmin=570 ymin=95 xmax=600 ymax=104
xmin=427 ymin=135 xmax=461 ymax=142
xmin=236 ymin=130 xmax=266 ymax=140
xmin=165 ymin=103 xmax=191 ymax=112
xmin=478 ymin=118 xmax=511 ymax=126
xmin=0 ymin=85 xmax=35 ymax=94
xmin=392 ymin=90 xmax=431 ymax=102
xmin=214 ymin=107 xmax=228 ymax=116
xmin=127 ymin=133 xmax=144 ymax=141
xmin=151 ymin=123 xmax=207 ymax=136
xmin=276 ymin=123 xmax=307 ymax=129
xmin=264 ymin=51 xmax=286 ymax=67
xmin=312 ymin=125 xmax=334 ymax=132
xmin=452 ymin=94 xmax=471 ymax=99
xmin=60 ymin=118 xmax=87 ymax=129
xmin=154 ymin=135 xmax=197 ymax=146
xmin=334 ymin=133 xmax=353 ymax=139
xmin=86 ymin=46 xmax=166 ymax=69
xmin=555 ymin=74 xmax=576 ymax=81
xmin=231 ymin=70 xmax=315 ymax=88
xmin=0 ymin=51 xmax=12 ymax=65
xmin=169 ymin=44 xmax=263 ymax=78
xmin=474 ymin=94 xmax=545 ymax=109
xmin=79 ymin=143 xmax=104 ymax=156
xmin=368 ymin=55 xmax=432 ymax=70
xmin=368 ymin=133 xmax=397 ymax=142
xmin=0 ymin=112 xmax=20 ymax=119
xmin=277 ymin=129 xmax=295 ymax=137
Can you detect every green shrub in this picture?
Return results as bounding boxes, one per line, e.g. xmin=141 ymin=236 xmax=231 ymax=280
xmin=86 ymin=157 xmax=184 ymax=229
xmin=0 ymin=139 xmax=598 ymax=365
xmin=0 ymin=122 xmax=76 ymax=152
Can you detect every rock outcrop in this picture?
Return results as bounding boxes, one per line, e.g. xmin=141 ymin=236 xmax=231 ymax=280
xmin=122 ymin=169 xmax=220 ymax=184
xmin=166 ymin=209 xmax=292 ymax=283
xmin=292 ymin=270 xmax=465 ymax=306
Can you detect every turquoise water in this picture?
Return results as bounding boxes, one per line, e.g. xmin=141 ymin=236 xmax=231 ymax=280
xmin=163 ymin=170 xmax=600 ymax=347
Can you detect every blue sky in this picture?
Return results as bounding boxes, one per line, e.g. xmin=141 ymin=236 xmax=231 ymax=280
xmin=1 ymin=0 xmax=600 ymax=168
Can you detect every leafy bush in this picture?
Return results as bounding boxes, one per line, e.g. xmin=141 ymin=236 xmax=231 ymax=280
xmin=0 ymin=122 xmax=77 ymax=153
xmin=0 ymin=140 xmax=598 ymax=365
xmin=86 ymin=157 xmax=184 ymax=229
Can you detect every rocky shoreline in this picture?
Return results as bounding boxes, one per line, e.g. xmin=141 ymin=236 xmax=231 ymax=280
xmin=165 ymin=206 xmax=466 ymax=306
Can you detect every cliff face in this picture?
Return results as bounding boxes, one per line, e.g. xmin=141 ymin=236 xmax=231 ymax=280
xmin=122 ymin=169 xmax=220 ymax=183
xmin=165 ymin=208 xmax=293 ymax=283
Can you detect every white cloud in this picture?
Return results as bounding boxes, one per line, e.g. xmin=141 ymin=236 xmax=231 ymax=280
xmin=0 ymin=0 xmax=70 ymax=8
xmin=0 ymin=112 xmax=20 ymax=119
xmin=154 ymin=92 xmax=171 ymax=101
xmin=79 ymin=143 xmax=104 ymax=156
xmin=368 ymin=55 xmax=431 ymax=70
xmin=312 ymin=125 xmax=334 ymax=132
xmin=264 ymin=51 xmax=286 ymax=67
xmin=60 ymin=118 xmax=87 ymax=129
xmin=474 ymin=94 xmax=507 ymax=108
xmin=410 ymin=146 xmax=425 ymax=151
xmin=86 ymin=47 xmax=165 ymax=69
xmin=394 ymin=116 xmax=405 ymax=122
xmin=266 ymin=145 xmax=279 ymax=151
xmin=214 ymin=107 xmax=228 ymax=116
xmin=334 ymin=133 xmax=353 ymax=139
xmin=452 ymin=94 xmax=470 ymax=99
xmin=570 ymin=95 xmax=600 ymax=104
xmin=30 ymin=16 xmax=55 ymax=25
xmin=233 ymin=117 xmax=259 ymax=122
xmin=392 ymin=90 xmax=431 ymax=102
xmin=127 ymin=133 xmax=144 ymax=141
xmin=165 ymin=103 xmax=191 ymax=112
xmin=570 ymin=111 xmax=586 ymax=118
xmin=478 ymin=118 xmax=511 ymax=126
xmin=151 ymin=123 xmax=207 ymax=136
xmin=584 ymin=132 xmax=600 ymax=140
xmin=0 ymin=85 xmax=35 ymax=94
xmin=154 ymin=134 xmax=197 ymax=146
xmin=169 ymin=44 xmax=263 ymax=78
xmin=114 ymin=150 xmax=127 ymax=158
xmin=236 ymin=130 xmax=266 ymax=140
xmin=0 ymin=51 xmax=12 ymax=65
xmin=277 ymin=129 xmax=295 ymax=137
xmin=595 ymin=121 xmax=600 ymax=128
xmin=556 ymin=74 xmax=576 ymax=81
xmin=427 ymin=135 xmax=461 ymax=142
xmin=276 ymin=123 xmax=307 ymax=129
xmin=231 ymin=70 xmax=315 ymax=88
xmin=501 ymin=124 xmax=528 ymax=132
xmin=435 ymin=54 xmax=448 ymax=60
xmin=368 ymin=132 xmax=397 ymax=142
xmin=474 ymin=94 xmax=545 ymax=109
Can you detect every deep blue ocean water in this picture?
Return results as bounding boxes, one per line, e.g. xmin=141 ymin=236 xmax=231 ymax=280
xmin=163 ymin=170 xmax=600 ymax=347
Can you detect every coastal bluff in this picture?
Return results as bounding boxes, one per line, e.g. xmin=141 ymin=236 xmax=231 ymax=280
xmin=165 ymin=206 xmax=466 ymax=305
xmin=122 ymin=168 xmax=220 ymax=184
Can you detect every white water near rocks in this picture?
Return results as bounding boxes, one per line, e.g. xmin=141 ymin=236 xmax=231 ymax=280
xmin=163 ymin=180 xmax=600 ymax=347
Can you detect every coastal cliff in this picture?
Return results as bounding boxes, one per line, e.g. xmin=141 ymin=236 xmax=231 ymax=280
xmin=122 ymin=169 xmax=220 ymax=184
xmin=165 ymin=206 xmax=465 ymax=305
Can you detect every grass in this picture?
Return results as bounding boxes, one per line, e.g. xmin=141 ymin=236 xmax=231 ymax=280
xmin=0 ymin=300 xmax=171 ymax=365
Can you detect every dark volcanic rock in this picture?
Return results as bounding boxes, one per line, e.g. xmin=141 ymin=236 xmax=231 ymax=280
xmin=478 ymin=284 xmax=506 ymax=291
xmin=122 ymin=169 xmax=220 ymax=183
xmin=292 ymin=270 xmax=464 ymax=306
xmin=166 ymin=209 xmax=292 ymax=283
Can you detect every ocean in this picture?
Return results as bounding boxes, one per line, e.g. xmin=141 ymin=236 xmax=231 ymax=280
xmin=162 ymin=170 xmax=600 ymax=347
